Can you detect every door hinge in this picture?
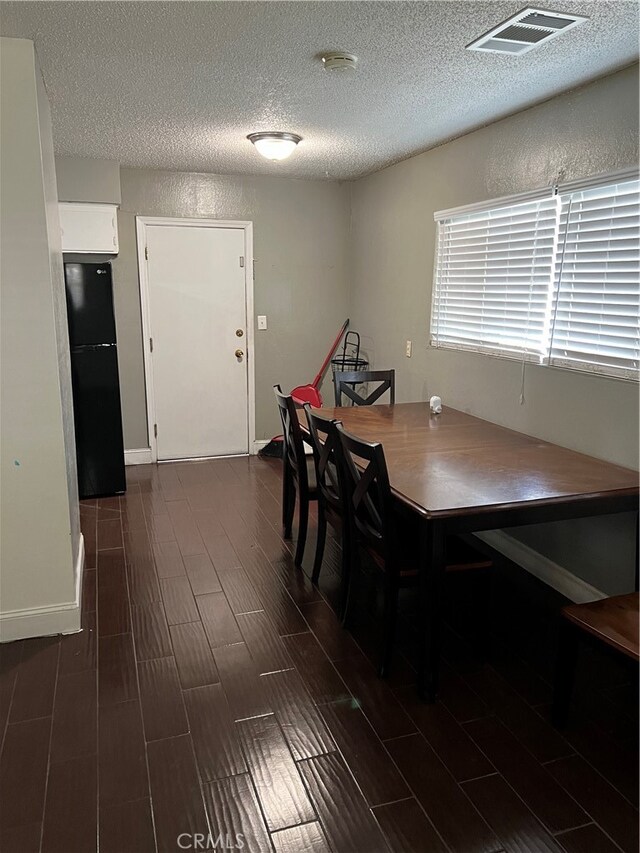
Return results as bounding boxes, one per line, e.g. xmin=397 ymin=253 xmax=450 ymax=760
xmin=149 ymin=337 xmax=153 ymax=353
xmin=154 ymin=424 xmax=158 ymax=439
xmin=239 ymin=256 xmax=245 ymax=268
xmin=145 ymin=245 xmax=149 ymax=260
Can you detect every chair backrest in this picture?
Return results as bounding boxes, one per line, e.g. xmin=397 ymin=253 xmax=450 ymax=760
xmin=334 ymin=369 xmax=395 ymax=407
xmin=273 ymin=385 xmax=308 ymax=488
xmin=303 ymin=404 xmax=343 ymax=512
xmin=335 ymin=423 xmax=395 ymax=567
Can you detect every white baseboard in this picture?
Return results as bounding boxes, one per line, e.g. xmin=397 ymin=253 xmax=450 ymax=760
xmin=252 ymin=439 xmax=270 ymax=455
xmin=125 ymin=447 xmax=153 ymax=465
xmin=475 ymin=530 xmax=605 ymax=604
xmin=0 ymin=533 xmax=84 ymax=642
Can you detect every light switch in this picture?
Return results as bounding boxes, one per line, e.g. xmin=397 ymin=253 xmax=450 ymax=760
xmin=257 ymin=315 xmax=268 ymax=330
xmin=406 ymin=339 xmax=412 ymax=358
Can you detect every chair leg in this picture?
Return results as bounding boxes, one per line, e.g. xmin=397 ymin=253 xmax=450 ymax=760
xmin=341 ymin=547 xmax=358 ymax=628
xmin=294 ymin=493 xmax=309 ymax=568
xmin=338 ymin=531 xmax=352 ymax=624
xmin=380 ymin=578 xmax=399 ymax=678
xmin=281 ymin=459 xmax=289 ymax=525
xmin=312 ymin=507 xmax=327 ymax=584
xmin=552 ymin=620 xmax=580 ymax=728
xmin=475 ymin=567 xmax=493 ymax=661
xmin=282 ymin=470 xmax=295 ymax=540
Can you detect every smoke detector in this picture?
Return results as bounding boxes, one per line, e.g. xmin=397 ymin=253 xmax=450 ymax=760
xmin=321 ymin=52 xmax=358 ymax=72
xmin=467 ymin=8 xmax=587 ymax=55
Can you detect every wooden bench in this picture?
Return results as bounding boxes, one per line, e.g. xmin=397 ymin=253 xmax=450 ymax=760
xmin=552 ymin=592 xmax=639 ymax=727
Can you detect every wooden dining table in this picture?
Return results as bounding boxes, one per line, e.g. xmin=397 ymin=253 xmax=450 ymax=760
xmin=304 ymin=402 xmax=639 ymax=700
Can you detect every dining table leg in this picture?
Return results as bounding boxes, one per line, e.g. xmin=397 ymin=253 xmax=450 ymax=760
xmin=418 ymin=519 xmax=446 ymax=701
xmin=634 ymin=511 xmax=639 ymax=593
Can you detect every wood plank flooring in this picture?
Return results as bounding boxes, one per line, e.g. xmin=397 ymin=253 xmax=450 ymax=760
xmin=0 ymin=456 xmax=637 ymax=852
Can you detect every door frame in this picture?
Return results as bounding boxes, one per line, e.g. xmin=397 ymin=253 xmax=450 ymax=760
xmin=135 ymin=216 xmax=255 ymax=463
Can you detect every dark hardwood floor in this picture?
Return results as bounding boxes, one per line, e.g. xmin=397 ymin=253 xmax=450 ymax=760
xmin=0 ymin=456 xmax=637 ymax=853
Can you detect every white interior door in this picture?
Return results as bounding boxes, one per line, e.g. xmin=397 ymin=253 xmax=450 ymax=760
xmin=145 ymin=223 xmax=249 ymax=460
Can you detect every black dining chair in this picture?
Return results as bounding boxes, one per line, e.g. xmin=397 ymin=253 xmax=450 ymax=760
xmin=335 ymin=423 xmax=492 ymax=677
xmin=333 ymin=369 xmax=395 ymax=407
xmin=273 ymin=385 xmax=317 ymax=567
xmin=303 ymin=404 xmax=352 ymax=619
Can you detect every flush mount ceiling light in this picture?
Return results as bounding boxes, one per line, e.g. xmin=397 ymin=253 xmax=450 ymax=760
xmin=467 ymin=8 xmax=587 ymax=55
xmin=247 ymin=132 xmax=302 ymax=161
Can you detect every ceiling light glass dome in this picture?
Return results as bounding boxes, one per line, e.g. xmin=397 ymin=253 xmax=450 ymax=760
xmin=247 ymin=132 xmax=302 ymax=161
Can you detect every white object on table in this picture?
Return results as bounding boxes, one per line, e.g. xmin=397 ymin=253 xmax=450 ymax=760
xmin=430 ymin=395 xmax=442 ymax=414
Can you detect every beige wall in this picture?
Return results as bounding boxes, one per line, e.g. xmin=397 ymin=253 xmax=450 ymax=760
xmin=348 ymin=65 xmax=639 ymax=594
xmin=56 ymin=154 xmax=121 ymax=204
xmin=113 ymin=168 xmax=351 ymax=448
xmin=1 ymin=38 xmax=80 ymax=634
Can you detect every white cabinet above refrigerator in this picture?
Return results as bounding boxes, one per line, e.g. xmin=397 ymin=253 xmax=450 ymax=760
xmin=59 ymin=202 xmax=119 ymax=254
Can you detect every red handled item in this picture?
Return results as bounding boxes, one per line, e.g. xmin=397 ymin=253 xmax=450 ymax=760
xmin=291 ymin=319 xmax=349 ymax=406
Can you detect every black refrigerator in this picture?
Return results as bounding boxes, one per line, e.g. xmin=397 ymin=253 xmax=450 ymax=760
xmin=64 ymin=262 xmax=126 ymax=498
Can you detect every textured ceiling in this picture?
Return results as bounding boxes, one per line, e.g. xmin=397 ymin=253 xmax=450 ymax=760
xmin=1 ymin=1 xmax=638 ymax=180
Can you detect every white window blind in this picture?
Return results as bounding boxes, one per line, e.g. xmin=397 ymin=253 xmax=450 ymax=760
xmin=431 ymin=195 xmax=559 ymax=361
xmin=549 ymin=178 xmax=640 ymax=379
xmin=431 ymin=172 xmax=640 ymax=381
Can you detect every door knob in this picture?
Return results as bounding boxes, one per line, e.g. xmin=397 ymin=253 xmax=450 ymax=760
xmin=235 ymin=349 xmax=244 ymax=359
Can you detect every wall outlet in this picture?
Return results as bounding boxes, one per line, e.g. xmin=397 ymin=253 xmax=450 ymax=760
xmin=406 ymin=339 xmax=412 ymax=358
xmin=257 ymin=315 xmax=268 ymax=330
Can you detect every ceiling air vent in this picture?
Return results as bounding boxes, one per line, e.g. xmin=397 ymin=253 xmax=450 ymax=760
xmin=467 ymin=8 xmax=587 ymax=55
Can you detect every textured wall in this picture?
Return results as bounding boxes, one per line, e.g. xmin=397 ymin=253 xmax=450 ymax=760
xmin=348 ymin=65 xmax=639 ymax=594
xmin=56 ymin=154 xmax=121 ymax=204
xmin=0 ymin=38 xmax=78 ymax=620
xmin=113 ymin=169 xmax=351 ymax=448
